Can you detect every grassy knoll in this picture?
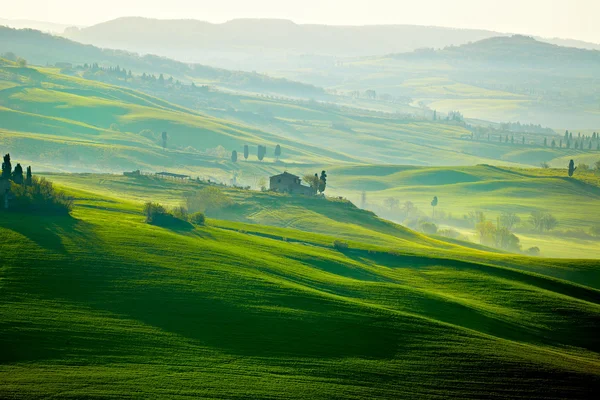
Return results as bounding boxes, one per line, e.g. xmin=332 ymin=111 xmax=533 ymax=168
xmin=1 ymin=177 xmax=600 ymax=398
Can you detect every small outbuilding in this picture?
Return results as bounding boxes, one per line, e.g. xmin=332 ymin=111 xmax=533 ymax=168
xmin=270 ymin=172 xmax=314 ymax=195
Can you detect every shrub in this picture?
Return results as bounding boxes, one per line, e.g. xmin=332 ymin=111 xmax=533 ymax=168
xmin=171 ymin=206 xmax=188 ymax=221
xmin=143 ymin=202 xmax=188 ymax=227
xmin=7 ymin=177 xmax=72 ymax=214
xmin=419 ymin=221 xmax=438 ymax=235
xmin=333 ymin=240 xmax=349 ymax=250
xmin=188 ymin=212 xmax=206 ymax=225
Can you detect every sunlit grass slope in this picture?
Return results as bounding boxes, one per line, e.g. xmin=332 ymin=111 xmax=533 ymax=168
xmin=1 ymin=178 xmax=600 ymax=398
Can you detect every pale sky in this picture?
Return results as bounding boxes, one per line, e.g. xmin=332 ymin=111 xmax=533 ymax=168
xmin=2 ymin=0 xmax=600 ymax=43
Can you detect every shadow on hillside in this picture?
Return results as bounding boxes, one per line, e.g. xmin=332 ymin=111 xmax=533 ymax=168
xmin=0 ymin=212 xmax=93 ymax=255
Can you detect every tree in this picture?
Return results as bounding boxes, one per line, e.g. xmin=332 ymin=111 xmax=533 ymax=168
xmin=544 ymin=137 xmax=547 ymax=147
xmin=476 ymin=220 xmax=496 ymax=246
xmin=551 ymin=139 xmax=556 ymax=148
xmin=529 ymin=211 xmax=558 ymax=233
xmin=318 ymin=170 xmax=327 ymax=193
xmin=303 ymin=174 xmax=320 ymax=193
xmin=274 ymin=144 xmax=281 ymax=161
xmin=1 ymin=154 xmax=11 ymax=180
xmin=402 ymin=201 xmax=414 ymax=219
xmin=433 ymin=110 xmax=437 ymax=121
xmin=161 ymin=132 xmax=168 ymax=149
xmin=185 ymin=187 xmax=233 ymax=214
xmin=26 ymin=166 xmax=32 ymax=185
xmin=243 ymin=145 xmax=249 ymax=160
xmin=360 ymin=191 xmax=367 ymax=208
xmin=257 ymin=145 xmax=266 ymax=161
xmin=17 ymin=57 xmax=27 ymax=67
xmin=12 ymin=163 xmax=24 ymax=184
xmin=522 ymin=136 xmax=525 ymax=145
xmin=499 ymin=212 xmax=520 ymax=230
xmin=384 ymin=197 xmax=399 ymax=211
xmin=431 ymin=196 xmax=438 ymax=218
xmin=595 ymin=160 xmax=600 ymax=172
xmin=568 ymin=159 xmax=577 ymax=177
xmin=231 ymin=150 xmax=238 ymax=163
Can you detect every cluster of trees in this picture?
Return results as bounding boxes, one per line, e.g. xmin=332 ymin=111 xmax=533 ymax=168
xmin=303 ymin=171 xmax=328 ymax=194
xmin=1 ymin=154 xmax=32 ymax=186
xmin=75 ymin=63 xmax=209 ymax=93
xmin=554 ymin=130 xmax=600 ymax=151
xmin=1 ymin=52 xmax=27 ymax=67
xmin=144 ymin=185 xmax=235 ymax=227
xmin=233 ymin=144 xmax=282 ymax=163
xmin=143 ymin=202 xmax=204 ymax=228
xmin=1 ymin=153 xmax=71 ymax=213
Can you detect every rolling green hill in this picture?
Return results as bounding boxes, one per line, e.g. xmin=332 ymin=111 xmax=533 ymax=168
xmin=326 ymin=164 xmax=600 ymax=258
xmin=1 ymin=176 xmax=600 ymax=398
xmin=4 ymin=58 xmax=596 ymax=176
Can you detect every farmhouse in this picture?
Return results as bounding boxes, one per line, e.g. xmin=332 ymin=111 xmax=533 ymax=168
xmin=270 ymin=172 xmax=314 ymax=195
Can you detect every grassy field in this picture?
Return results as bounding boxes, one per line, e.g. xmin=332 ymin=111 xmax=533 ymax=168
xmin=1 ymin=176 xmax=600 ymax=398
xmin=325 ymin=164 xmax=600 ymax=258
xmin=4 ymin=57 xmax=598 ymax=179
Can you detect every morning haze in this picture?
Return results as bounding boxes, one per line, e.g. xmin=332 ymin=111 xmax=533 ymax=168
xmin=1 ymin=1 xmax=600 ymax=399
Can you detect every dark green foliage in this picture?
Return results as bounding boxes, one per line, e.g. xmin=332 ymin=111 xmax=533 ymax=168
xmin=26 ymin=166 xmax=32 ymax=185
xmin=318 ymin=170 xmax=327 ymax=193
xmin=332 ymin=240 xmax=349 ymax=250
xmin=526 ymin=247 xmax=541 ymax=256
xmin=231 ymin=150 xmax=237 ymax=163
xmin=11 ymin=163 xmax=24 ymax=184
xmin=8 ymin=176 xmax=72 ymax=214
xmin=243 ymin=145 xmax=249 ymax=160
xmin=161 ymin=132 xmax=168 ymax=149
xmin=544 ymin=138 xmax=547 ymax=147
xmin=143 ymin=202 xmax=188 ymax=227
xmin=568 ymin=159 xmax=577 ymax=177
xmin=188 ymin=211 xmax=206 ymax=225
xmin=1 ymin=153 xmax=11 ymax=180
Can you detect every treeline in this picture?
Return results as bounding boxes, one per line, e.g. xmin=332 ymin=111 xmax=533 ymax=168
xmin=0 ymin=153 xmax=72 ymax=214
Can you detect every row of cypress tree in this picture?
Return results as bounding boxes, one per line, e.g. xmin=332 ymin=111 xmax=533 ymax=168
xmin=1 ymin=154 xmax=32 ymax=185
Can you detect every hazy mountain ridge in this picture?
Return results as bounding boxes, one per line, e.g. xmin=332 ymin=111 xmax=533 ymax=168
xmin=0 ymin=26 xmax=326 ymax=98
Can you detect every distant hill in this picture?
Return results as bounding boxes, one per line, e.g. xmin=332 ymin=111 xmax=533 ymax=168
xmin=61 ymin=17 xmax=600 ymax=71
xmin=0 ymin=17 xmax=75 ymax=33
xmin=277 ymin=35 xmax=600 ymax=127
xmin=0 ymin=26 xmax=326 ymax=98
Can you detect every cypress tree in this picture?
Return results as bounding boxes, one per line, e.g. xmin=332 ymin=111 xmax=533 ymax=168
xmin=12 ymin=163 xmax=23 ymax=184
xmin=243 ymin=145 xmax=249 ymax=160
xmin=318 ymin=170 xmax=327 ymax=194
xmin=26 ymin=166 xmax=32 ymax=185
xmin=1 ymin=153 xmax=11 ymax=180
xmin=568 ymin=160 xmax=576 ymax=177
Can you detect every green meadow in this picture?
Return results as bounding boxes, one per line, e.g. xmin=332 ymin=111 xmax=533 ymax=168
xmin=2 ymin=176 xmax=600 ymax=399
